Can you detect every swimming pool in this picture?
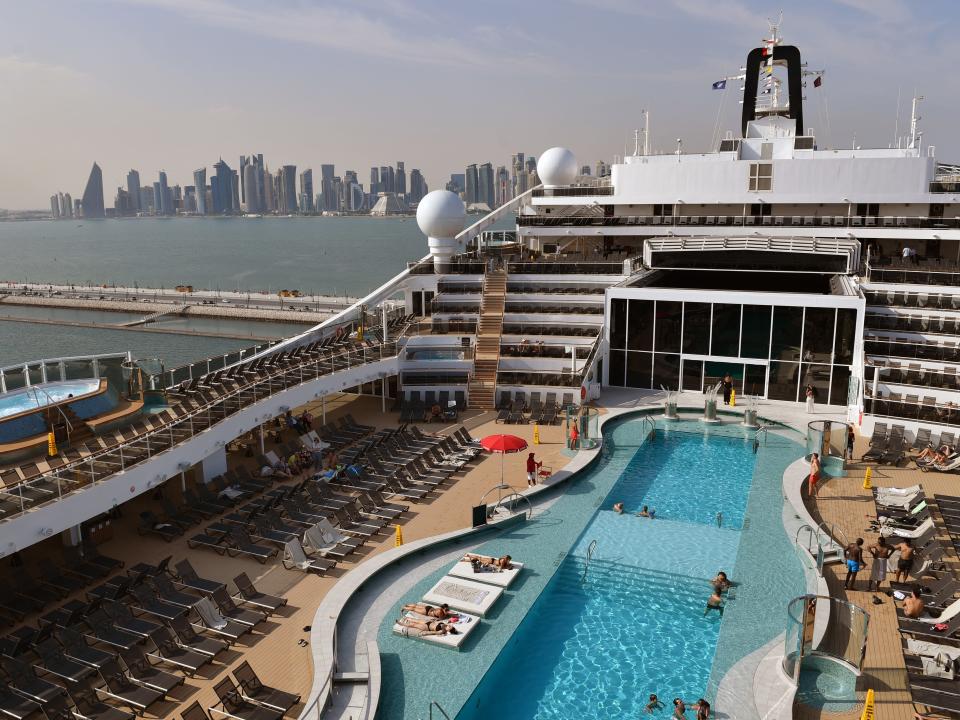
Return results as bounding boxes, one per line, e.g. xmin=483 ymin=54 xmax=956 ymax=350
xmin=376 ymin=417 xmax=807 ymax=720
xmin=0 ymin=379 xmax=102 ymax=419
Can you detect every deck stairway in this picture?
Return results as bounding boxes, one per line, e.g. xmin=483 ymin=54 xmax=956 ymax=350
xmin=53 ymin=405 xmax=95 ymax=449
xmin=468 ymin=269 xmax=507 ymax=409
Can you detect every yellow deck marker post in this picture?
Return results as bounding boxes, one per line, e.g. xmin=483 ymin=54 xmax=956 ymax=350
xmin=863 ymin=466 xmax=873 ymax=490
xmin=533 ymin=424 xmax=540 ymax=445
xmin=47 ymin=432 xmax=57 ymax=457
xmin=730 ymin=389 xmax=736 ymax=407
xmin=860 ymin=689 xmax=874 ymax=720
xmin=395 ymin=524 xmax=403 ymax=547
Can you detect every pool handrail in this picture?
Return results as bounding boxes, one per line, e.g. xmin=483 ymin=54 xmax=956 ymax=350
xmin=0 ymin=351 xmax=131 ymax=394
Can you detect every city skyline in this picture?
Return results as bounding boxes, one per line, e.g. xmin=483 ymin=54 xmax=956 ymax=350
xmin=3 ymin=1 xmax=960 ymax=208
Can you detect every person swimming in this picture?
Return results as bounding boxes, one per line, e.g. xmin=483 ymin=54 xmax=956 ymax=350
xmin=636 ymin=505 xmax=655 ymax=518
xmin=401 ymin=602 xmax=449 ymax=619
xmin=712 ymin=571 xmax=732 ymax=593
xmin=613 ymin=502 xmax=624 ymax=514
xmin=645 ymin=694 xmax=664 ymax=714
xmin=463 ymin=553 xmax=513 ymax=570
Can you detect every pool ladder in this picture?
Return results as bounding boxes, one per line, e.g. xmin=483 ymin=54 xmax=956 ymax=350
xmin=642 ymin=415 xmax=656 ymax=441
xmin=581 ymin=539 xmax=598 ymax=585
xmin=428 ymin=700 xmax=451 ymax=720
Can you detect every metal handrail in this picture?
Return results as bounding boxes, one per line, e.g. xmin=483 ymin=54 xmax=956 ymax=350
xmin=0 ymin=341 xmax=401 ymax=520
xmin=428 ymin=700 xmax=451 ymax=720
xmin=642 ymin=415 xmax=656 ymax=441
xmin=581 ymin=539 xmax=598 ymax=585
xmin=478 ymin=483 xmax=533 ymax=520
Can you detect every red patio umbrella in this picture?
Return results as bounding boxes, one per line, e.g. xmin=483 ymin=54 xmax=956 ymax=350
xmin=480 ymin=434 xmax=529 ymax=485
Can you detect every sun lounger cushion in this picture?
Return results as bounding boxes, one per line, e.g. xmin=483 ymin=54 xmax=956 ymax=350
xmin=422 ymin=576 xmax=503 ymax=617
xmin=907 ymin=638 xmax=960 ymax=660
xmin=448 ymin=560 xmax=524 ymax=588
xmin=391 ymin=610 xmax=479 ymax=650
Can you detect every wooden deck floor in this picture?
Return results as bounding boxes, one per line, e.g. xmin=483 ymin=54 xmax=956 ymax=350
xmin=1 ymin=393 xmax=575 ymax=719
xmin=801 ymin=434 xmax=960 ymax=720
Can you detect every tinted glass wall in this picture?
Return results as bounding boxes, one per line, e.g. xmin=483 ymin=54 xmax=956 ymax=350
xmin=608 ymin=298 xmax=857 ymax=405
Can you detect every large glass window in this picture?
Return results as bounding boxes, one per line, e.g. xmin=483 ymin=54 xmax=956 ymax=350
xmin=652 ymin=354 xmax=681 ymax=390
xmin=608 ymin=350 xmax=625 ymax=386
xmin=704 ymin=361 xmax=744 ymax=396
xmin=803 ymin=308 xmax=836 ymax=363
xmin=627 ymin=299 xmax=654 ymax=351
xmin=610 ymin=298 xmax=627 ymax=349
xmin=800 ymin=363 xmax=831 ymax=404
xmin=770 ymin=306 xmax=803 ymax=362
xmin=711 ymin=304 xmax=741 ymax=357
xmin=683 ymin=303 xmax=710 ymax=354
xmin=626 ymin=352 xmax=652 ymax=388
xmin=834 ymin=309 xmax=857 ymax=365
xmin=830 ymin=365 xmax=852 ymax=406
xmin=741 ymin=305 xmax=772 ymax=359
xmin=744 ymin=364 xmax=766 ymax=396
xmin=682 ymin=359 xmax=703 ymax=392
xmin=768 ymin=361 xmax=800 ymax=401
xmin=654 ymin=301 xmax=683 ymax=353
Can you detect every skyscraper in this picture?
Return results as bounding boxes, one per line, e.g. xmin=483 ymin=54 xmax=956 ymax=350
xmin=300 ymin=169 xmax=313 ymax=213
xmin=369 ymin=167 xmax=380 ymax=196
xmin=320 ymin=164 xmax=336 ymax=212
xmin=241 ymin=164 xmax=258 ymax=213
xmin=408 ymin=169 xmax=427 ymax=204
xmin=158 ymin=171 xmax=172 ymax=215
xmin=495 ymin=165 xmax=510 ymax=206
xmin=396 ymin=161 xmax=406 ymax=198
xmin=114 ymin=188 xmax=133 ymax=216
xmin=478 ymin=163 xmax=494 ymax=208
xmin=465 ymin=164 xmax=479 ymax=204
xmin=193 ymin=169 xmax=207 ymax=215
xmin=81 ymin=162 xmax=105 ymax=218
xmin=127 ymin=170 xmax=141 ymax=213
xmin=212 ymin=158 xmax=236 ymax=214
xmin=512 ymin=153 xmax=526 ymax=196
xmin=278 ymin=165 xmax=297 ymax=214
xmin=152 ymin=182 xmax=162 ymax=215
xmin=50 ymin=195 xmax=60 ymax=218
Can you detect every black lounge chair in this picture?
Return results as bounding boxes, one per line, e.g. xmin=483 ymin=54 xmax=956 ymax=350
xmin=119 ymin=646 xmax=183 ymax=696
xmin=173 ymin=560 xmax=225 ymax=595
xmin=1 ymin=657 xmax=64 ymax=704
xmin=232 ymin=660 xmax=300 ymax=714
xmin=102 ymin=600 xmax=162 ymax=639
xmin=881 ymin=428 xmax=907 ymax=465
xmin=34 ymin=637 xmax=96 ymax=684
xmin=167 ymin=615 xmax=228 ymax=657
xmin=82 ymin=609 xmax=142 ymax=651
xmin=149 ymin=575 xmax=199 ymax=609
xmin=211 ymin=677 xmax=282 ymax=720
xmin=0 ymin=588 xmax=42 ymax=621
xmin=180 ymin=700 xmax=211 ymax=720
xmin=226 ymin=529 xmax=277 ymax=563
xmin=231 ymin=574 xmax=285 ymax=614
xmin=145 ymin=626 xmax=210 ymax=675
xmin=129 ymin=585 xmax=187 ymax=622
xmin=86 ymin=576 xmax=133 ymax=602
xmin=0 ymin=681 xmax=41 ymax=720
xmin=137 ymin=511 xmax=182 ymax=542
xmin=60 ymin=626 xmax=114 ymax=669
xmin=95 ymin=658 xmax=163 ymax=714
xmin=190 ymin=598 xmax=250 ymax=643
xmin=862 ymin=434 xmax=889 ymax=462
xmin=210 ymin=587 xmax=265 ymax=628
xmin=61 ymin=547 xmax=112 ymax=582
xmin=37 ymin=558 xmax=88 ymax=595
xmin=187 ymin=531 xmax=228 ymax=555
xmin=70 ymin=687 xmax=136 ymax=720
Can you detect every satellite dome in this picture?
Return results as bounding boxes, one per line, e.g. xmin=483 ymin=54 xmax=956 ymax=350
xmin=417 ymin=190 xmax=465 ymax=239
xmin=537 ymin=147 xmax=578 ymax=187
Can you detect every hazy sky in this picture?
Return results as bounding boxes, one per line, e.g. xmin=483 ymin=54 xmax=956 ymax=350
xmin=0 ymin=0 xmax=957 ymax=209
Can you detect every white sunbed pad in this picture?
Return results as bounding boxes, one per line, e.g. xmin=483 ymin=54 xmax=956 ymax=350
xmin=391 ymin=610 xmax=480 ymax=650
xmin=300 ymin=432 xmax=330 ymax=451
xmin=448 ymin=560 xmax=524 ymax=588
xmin=907 ymin=638 xmax=960 ymax=660
xmin=264 ymin=450 xmax=281 ymax=466
xmin=422 ymin=576 xmax=503 ymax=617
xmin=876 ymin=485 xmax=921 ymax=498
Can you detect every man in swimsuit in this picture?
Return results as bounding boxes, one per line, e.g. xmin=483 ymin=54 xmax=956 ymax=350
xmin=704 ymin=590 xmax=724 ymax=616
xmin=463 ymin=553 xmax=513 ymax=570
xmin=895 ymin=538 xmax=915 ymax=584
xmin=397 ymin=616 xmax=458 ymax=636
xmin=712 ymin=571 xmax=732 ymax=593
xmin=645 ymin=694 xmax=663 ymax=714
xmin=401 ymin=602 xmax=449 ymax=619
xmin=867 ymin=537 xmax=892 ymax=592
xmin=903 ymin=587 xmax=925 ymax=619
xmin=844 ymin=538 xmax=864 ymax=590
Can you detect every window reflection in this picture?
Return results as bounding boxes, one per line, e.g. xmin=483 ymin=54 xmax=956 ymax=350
xmin=626 ymin=351 xmax=652 ymax=388
xmin=834 ymin=309 xmax=857 ymax=364
xmin=654 ymin=301 xmax=682 ymax=353
xmin=682 ymin=359 xmax=703 ymax=392
xmin=803 ymin=308 xmax=835 ymax=363
xmin=609 ymin=350 xmax=625 ymax=386
xmin=610 ymin=299 xmax=627 ymax=349
xmin=769 ymin=361 xmax=800 ymax=401
xmin=800 ymin=363 xmax=831 ymax=404
xmin=771 ymin=306 xmax=803 ymax=363
xmin=652 ymin=353 xmax=681 ymax=390
xmin=683 ymin=303 xmax=710 ymax=354
xmin=741 ymin=305 xmax=772 ymax=359
xmin=627 ymin=300 xmax=654 ymax=351
xmin=711 ymin=304 xmax=741 ymax=356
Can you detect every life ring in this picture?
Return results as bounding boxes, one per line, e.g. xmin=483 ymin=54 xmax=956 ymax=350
xmin=580 ymin=385 xmax=586 ymax=401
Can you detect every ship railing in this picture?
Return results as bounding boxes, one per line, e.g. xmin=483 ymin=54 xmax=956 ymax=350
xmin=865 ymin=263 xmax=960 ymax=287
xmin=864 ymin=335 xmax=960 ymax=365
xmin=531 ymin=185 xmax=614 ymax=198
xmin=516 ymin=213 xmax=960 ymax=230
xmin=151 ymin=341 xmax=281 ymax=390
xmin=863 ymin=392 xmax=960 ymax=426
xmin=0 ymin=352 xmax=132 ymax=395
xmin=0 ymin=341 xmax=401 ymax=522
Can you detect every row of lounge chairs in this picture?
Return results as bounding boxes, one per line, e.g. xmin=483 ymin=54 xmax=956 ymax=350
xmin=862 ymin=424 xmax=908 ymax=466
xmin=885 ymin=489 xmax=960 ymax=715
xmin=496 ymin=391 xmax=571 ymax=425
xmin=398 ymin=391 xmax=466 ymax=423
xmin=0 ymin=555 xmax=296 ymax=719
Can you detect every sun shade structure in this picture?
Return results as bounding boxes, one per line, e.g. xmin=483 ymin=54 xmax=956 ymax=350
xmin=480 ymin=433 xmax=529 ymax=484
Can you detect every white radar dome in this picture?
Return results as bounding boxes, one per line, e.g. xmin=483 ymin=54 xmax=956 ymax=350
xmin=417 ymin=190 xmax=466 ymax=239
xmin=537 ymin=147 xmax=578 ymax=188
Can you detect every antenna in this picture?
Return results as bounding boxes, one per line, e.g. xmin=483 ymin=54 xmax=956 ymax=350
xmin=894 ymin=87 xmax=901 ymax=149
xmin=644 ymin=110 xmax=651 ymax=156
xmin=909 ymin=94 xmax=924 ymax=150
xmin=633 ymin=128 xmax=641 ymax=156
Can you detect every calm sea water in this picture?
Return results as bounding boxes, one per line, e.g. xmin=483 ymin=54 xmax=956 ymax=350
xmin=0 ymin=214 xmax=510 ymax=370
xmin=0 ymin=215 xmax=508 ymax=296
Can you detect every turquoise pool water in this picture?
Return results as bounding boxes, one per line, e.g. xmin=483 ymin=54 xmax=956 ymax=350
xmin=376 ymin=417 xmax=806 ymax=720
xmin=0 ymin=379 xmax=101 ymax=419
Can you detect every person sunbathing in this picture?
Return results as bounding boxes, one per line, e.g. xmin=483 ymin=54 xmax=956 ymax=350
xmin=397 ymin=616 xmax=458 ymax=636
xmin=916 ymin=447 xmax=947 ymax=465
xmin=463 ymin=553 xmax=513 ymax=570
xmin=402 ymin=602 xmax=450 ymax=619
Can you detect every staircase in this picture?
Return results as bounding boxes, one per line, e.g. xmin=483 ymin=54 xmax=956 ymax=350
xmin=52 ymin=405 xmax=95 ymax=449
xmin=468 ymin=269 xmax=507 ymax=409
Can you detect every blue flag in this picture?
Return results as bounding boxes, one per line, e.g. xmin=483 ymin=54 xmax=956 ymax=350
xmin=712 ymin=80 xmax=726 ymax=90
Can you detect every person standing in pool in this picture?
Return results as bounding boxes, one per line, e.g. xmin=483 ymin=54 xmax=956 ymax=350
xmin=672 ymin=699 xmax=687 ymax=718
xmin=843 ymin=538 xmax=864 ymax=590
xmin=704 ymin=589 xmax=724 ymax=616
xmin=692 ymin=699 xmax=711 ymax=720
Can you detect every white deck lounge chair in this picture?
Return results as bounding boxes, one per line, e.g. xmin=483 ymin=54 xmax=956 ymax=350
xmin=885 ymin=517 xmax=935 ymax=539
xmin=281 ymin=538 xmax=335 ymax=574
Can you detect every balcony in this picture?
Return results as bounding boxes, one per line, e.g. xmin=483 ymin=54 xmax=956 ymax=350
xmin=406 ymin=259 xmax=485 ymax=275
xmin=506 ymin=260 xmax=628 ymax=275
xmin=864 ymin=289 xmax=960 ymax=310
xmin=865 ymin=313 xmax=960 ymax=336
xmin=531 ymin=186 xmax=614 ymax=198
xmin=866 ymin=360 xmax=960 ymax=392
xmin=864 ymin=393 xmax=960 ymax=426
xmin=865 ymin=336 xmax=960 ymax=364
xmin=517 ymin=213 xmax=960 ymax=230
xmin=866 ymin=260 xmax=960 ymax=287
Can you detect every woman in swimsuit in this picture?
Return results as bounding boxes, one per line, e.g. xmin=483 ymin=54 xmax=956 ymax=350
xmin=692 ymin=699 xmax=711 ymax=720
xmin=402 ymin=602 xmax=449 ymax=619
xmin=463 ymin=553 xmax=513 ymax=570
xmin=397 ymin=617 xmax=459 ymax=636
xmin=808 ymin=453 xmax=821 ymax=497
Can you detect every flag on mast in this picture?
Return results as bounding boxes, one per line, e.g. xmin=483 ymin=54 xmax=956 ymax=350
xmin=712 ymin=80 xmax=727 ymax=90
